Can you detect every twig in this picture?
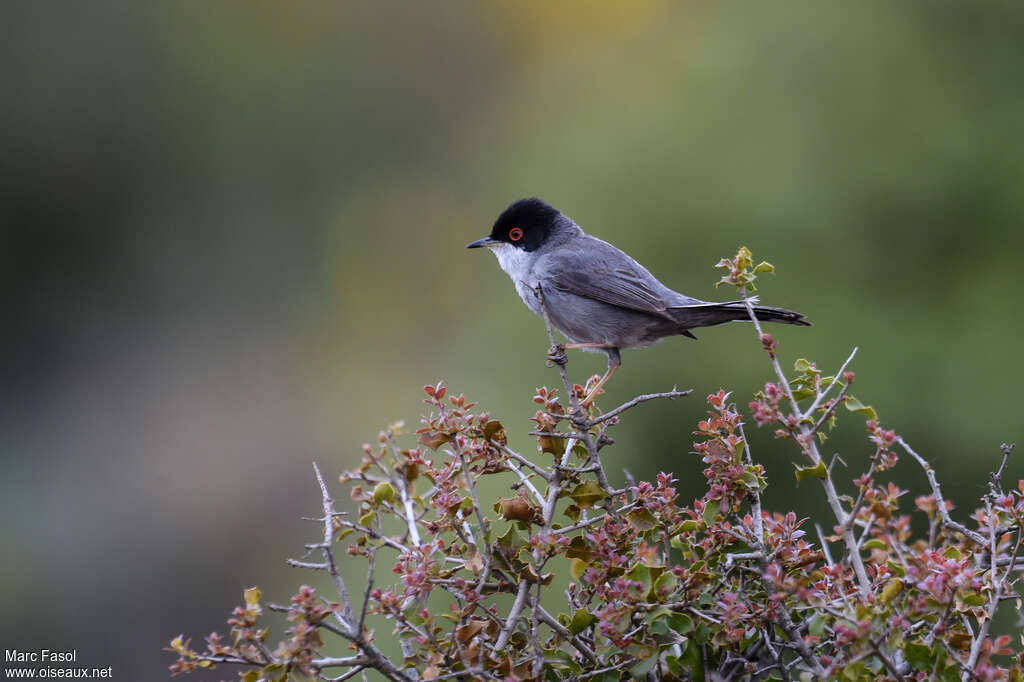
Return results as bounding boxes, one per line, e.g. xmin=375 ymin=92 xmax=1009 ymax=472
xmin=962 ymin=496 xmax=1008 ymax=682
xmin=312 ymin=462 xmax=357 ymax=632
xmin=287 ymin=559 xmax=328 ymax=571
xmin=898 ymin=437 xmax=987 ymax=546
xmin=357 ymin=518 xmax=381 ymax=637
xmin=332 ymin=519 xmax=409 ymax=554
xmin=989 ymin=443 xmax=1015 ymax=497
xmin=802 ymin=347 xmax=858 ymax=419
xmin=741 ymin=295 xmax=872 ymax=597
xmin=492 ymin=441 xmax=553 ymax=481
xmin=421 ymin=668 xmax=485 ymax=681
xmin=310 ymin=462 xmax=414 ymax=682
xmin=383 ymin=435 xmax=423 ymax=547
xmin=502 ymin=452 xmax=546 ymax=504
xmin=327 ymin=666 xmax=368 ymax=682
xmin=587 ymin=388 xmax=692 ymax=426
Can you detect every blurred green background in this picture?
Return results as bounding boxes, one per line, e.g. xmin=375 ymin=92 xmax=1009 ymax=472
xmin=2 ymin=1 xmax=1022 ymax=678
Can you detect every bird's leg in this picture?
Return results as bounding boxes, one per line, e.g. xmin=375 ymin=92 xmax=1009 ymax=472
xmin=559 ymin=342 xmax=617 ymax=351
xmin=546 ymin=342 xmax=615 ymax=367
xmin=580 ymin=348 xmax=621 ymax=408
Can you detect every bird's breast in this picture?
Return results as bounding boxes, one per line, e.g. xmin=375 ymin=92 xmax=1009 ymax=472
xmin=491 ymin=243 xmax=532 ymax=279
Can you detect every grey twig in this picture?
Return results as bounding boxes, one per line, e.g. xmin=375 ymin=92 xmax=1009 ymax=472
xmin=312 ymin=461 xmax=357 ymax=632
xmin=492 ymin=440 xmax=553 ymax=481
xmin=286 ymin=559 xmax=328 ymax=571
xmin=742 ymin=293 xmax=871 ymax=597
xmin=383 ymin=435 xmax=423 ymax=547
xmin=962 ymin=498 xmax=1001 ymax=682
xmin=310 ymin=462 xmax=414 ymax=682
xmin=587 ymin=388 xmax=693 ymax=426
xmin=898 ymin=438 xmax=987 ymax=546
xmin=989 ymin=442 xmax=1015 ymax=497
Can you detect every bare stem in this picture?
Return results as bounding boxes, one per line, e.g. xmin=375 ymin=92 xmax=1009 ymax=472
xmin=740 ymin=295 xmax=871 ymax=596
xmin=898 ymin=437 xmax=987 ymax=546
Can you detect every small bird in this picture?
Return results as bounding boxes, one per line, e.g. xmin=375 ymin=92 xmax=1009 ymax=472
xmin=467 ymin=198 xmax=809 ymax=406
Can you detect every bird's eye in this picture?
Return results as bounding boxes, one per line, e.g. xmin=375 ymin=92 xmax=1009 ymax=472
xmin=509 ymin=227 xmax=524 ymax=241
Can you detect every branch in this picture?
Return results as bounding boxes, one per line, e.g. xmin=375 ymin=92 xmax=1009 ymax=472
xmin=587 ymin=388 xmax=692 ymax=426
xmin=310 ymin=462 xmax=414 ymax=682
xmin=741 ymin=294 xmax=871 ymax=597
xmin=897 ymin=438 xmax=987 ymax=546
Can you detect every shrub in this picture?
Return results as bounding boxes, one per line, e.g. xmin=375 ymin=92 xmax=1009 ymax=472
xmin=168 ymin=248 xmax=1021 ymax=681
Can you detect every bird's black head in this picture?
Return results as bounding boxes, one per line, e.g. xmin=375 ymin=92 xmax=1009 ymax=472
xmin=466 ymin=197 xmax=561 ymax=252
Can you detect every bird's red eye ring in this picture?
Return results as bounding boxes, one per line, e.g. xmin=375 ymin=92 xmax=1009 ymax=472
xmin=509 ymin=227 xmax=524 ymax=241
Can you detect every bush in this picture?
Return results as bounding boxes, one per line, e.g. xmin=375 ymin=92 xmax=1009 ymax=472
xmin=167 ymin=249 xmax=1022 ymax=681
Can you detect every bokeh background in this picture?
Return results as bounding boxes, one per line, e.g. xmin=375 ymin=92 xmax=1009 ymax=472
xmin=2 ymin=1 xmax=1022 ymax=678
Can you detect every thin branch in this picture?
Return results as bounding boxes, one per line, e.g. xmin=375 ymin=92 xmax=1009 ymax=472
xmin=310 ymin=462 xmax=414 ymax=682
xmin=740 ymin=295 xmax=871 ymax=597
xmin=492 ymin=441 xmax=552 ymax=481
xmin=802 ymin=347 xmax=858 ymax=419
xmin=989 ymin=442 xmax=1015 ymax=497
xmin=502 ymin=452 xmax=546 ymax=504
xmin=327 ymin=666 xmax=368 ymax=682
xmin=357 ymin=521 xmax=380 ymax=637
xmin=383 ymin=435 xmax=423 ymax=547
xmin=587 ymin=388 xmax=693 ymax=426
xmin=898 ymin=437 xmax=987 ymax=546
xmin=313 ymin=461 xmax=357 ymax=632
xmin=963 ymin=497 xmax=1007 ymax=682
xmin=287 ymin=559 xmax=328 ymax=570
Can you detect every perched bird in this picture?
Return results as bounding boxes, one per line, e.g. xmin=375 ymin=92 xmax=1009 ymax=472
xmin=467 ymin=197 xmax=809 ymax=406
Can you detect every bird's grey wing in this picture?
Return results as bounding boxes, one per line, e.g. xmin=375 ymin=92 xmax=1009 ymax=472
xmin=542 ymin=240 xmax=678 ymax=321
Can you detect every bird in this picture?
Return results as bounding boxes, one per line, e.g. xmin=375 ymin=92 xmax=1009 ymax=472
xmin=466 ymin=197 xmax=810 ymax=407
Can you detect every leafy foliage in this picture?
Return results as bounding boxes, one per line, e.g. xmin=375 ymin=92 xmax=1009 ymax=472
xmin=168 ymin=249 xmax=1022 ymax=681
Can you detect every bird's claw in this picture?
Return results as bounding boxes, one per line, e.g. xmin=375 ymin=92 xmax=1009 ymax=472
xmin=546 ymin=344 xmax=568 ymax=367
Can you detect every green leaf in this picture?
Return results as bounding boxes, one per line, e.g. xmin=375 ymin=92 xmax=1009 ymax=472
xmin=373 ymin=481 xmax=396 ymax=504
xmin=626 ymin=507 xmax=659 ymax=531
xmin=666 ymin=612 xmax=694 ymax=635
xmin=880 ymin=578 xmax=903 ymax=604
xmin=567 ymin=610 xmax=595 ymax=635
xmin=862 ymin=538 xmax=887 ymax=550
xmin=496 ymin=525 xmax=527 ymax=560
xmin=702 ymin=500 xmax=721 ymax=525
xmin=568 ymin=480 xmax=607 ymax=509
xmin=653 ymin=571 xmax=678 ymax=597
xmin=630 ymin=655 xmax=658 ymax=678
xmin=244 ymin=586 xmax=261 ymax=608
xmin=943 ymin=546 xmax=963 ymax=560
xmin=566 ymin=535 xmax=596 ymax=562
xmin=260 ymin=663 xmax=286 ymax=682
xmin=681 ymin=639 xmax=705 ymax=682
xmin=938 ymin=661 xmax=962 ymax=682
xmin=626 ymin=563 xmax=653 ymax=596
xmin=793 ymin=358 xmax=814 ymax=373
xmin=844 ymin=396 xmax=878 ymax=421
xmin=739 ymin=470 xmax=763 ymax=490
xmin=904 ymin=642 xmax=935 ymax=671
xmin=961 ymin=591 xmax=987 ymax=607
xmin=679 ymin=519 xmax=701 ymax=532
xmin=793 ymin=459 xmax=828 ymax=483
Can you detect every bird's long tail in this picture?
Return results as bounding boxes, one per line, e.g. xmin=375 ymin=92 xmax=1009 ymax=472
xmin=669 ymin=300 xmax=810 ymax=331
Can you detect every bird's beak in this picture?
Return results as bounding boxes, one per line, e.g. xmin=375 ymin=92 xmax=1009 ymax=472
xmin=465 ymin=236 xmax=498 ymax=249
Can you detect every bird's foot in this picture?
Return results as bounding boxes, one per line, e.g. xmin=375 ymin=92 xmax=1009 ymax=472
xmin=579 ymin=379 xmax=604 ymax=408
xmin=546 ymin=344 xmax=568 ymax=367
